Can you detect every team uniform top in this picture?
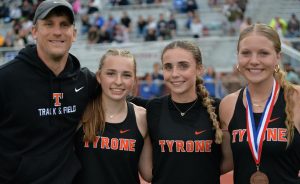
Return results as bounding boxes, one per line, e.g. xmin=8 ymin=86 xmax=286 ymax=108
xmin=229 ymin=88 xmax=300 ymax=184
xmin=74 ymin=102 xmax=144 ymax=184
xmin=146 ymin=95 xmax=221 ymax=184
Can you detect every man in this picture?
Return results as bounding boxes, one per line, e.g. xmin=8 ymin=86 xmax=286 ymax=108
xmin=0 ymin=0 xmax=97 ymax=183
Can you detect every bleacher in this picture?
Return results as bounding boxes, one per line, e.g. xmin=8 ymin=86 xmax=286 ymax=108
xmin=1 ymin=0 xmax=300 ymax=76
xmin=246 ymin=0 xmax=300 ymax=24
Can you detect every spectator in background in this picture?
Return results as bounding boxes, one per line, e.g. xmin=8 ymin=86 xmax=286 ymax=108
xmin=3 ymin=30 xmax=14 ymax=47
xmin=137 ymin=15 xmax=147 ymax=38
xmin=87 ymin=0 xmax=99 ymax=15
xmin=151 ymin=62 xmax=164 ymax=81
xmin=186 ymin=0 xmax=198 ymax=13
xmin=146 ymin=15 xmax=157 ymax=33
xmin=284 ymin=62 xmax=300 ymax=84
xmin=223 ymin=0 xmax=242 ymax=35
xmin=203 ymin=66 xmax=217 ymax=97
xmin=9 ymin=3 xmax=22 ymax=22
xmin=15 ymin=28 xmax=28 ymax=47
xmin=80 ymin=14 xmax=90 ymax=35
xmin=0 ymin=33 xmax=4 ymax=47
xmin=72 ymin=0 xmax=81 ymax=14
xmin=145 ymin=28 xmax=157 ymax=41
xmin=139 ymin=73 xmax=161 ymax=99
xmin=221 ymin=64 xmax=245 ymax=93
xmin=12 ymin=18 xmax=22 ymax=35
xmin=87 ymin=25 xmax=99 ymax=44
xmin=0 ymin=2 xmax=10 ymax=23
xmin=185 ymin=11 xmax=195 ymax=30
xmin=190 ymin=15 xmax=203 ymax=38
xmin=120 ymin=11 xmax=131 ymax=32
xmin=173 ymin=0 xmax=187 ymax=13
xmin=157 ymin=13 xmax=170 ymax=40
xmin=98 ymin=25 xmax=112 ymax=43
xmin=106 ymin=14 xmax=118 ymax=38
xmin=113 ymin=23 xmax=129 ymax=43
xmin=287 ymin=13 xmax=300 ymax=38
xmin=269 ymin=16 xmax=287 ymax=37
xmin=20 ymin=0 xmax=34 ymax=20
xmin=239 ymin=16 xmax=252 ymax=32
xmin=20 ymin=17 xmax=33 ymax=34
xmin=94 ymin=13 xmax=105 ymax=29
xmin=236 ymin=0 xmax=247 ymax=15
xmin=168 ymin=13 xmax=177 ymax=38
xmin=203 ymin=66 xmax=226 ymax=98
xmin=151 ymin=62 xmax=164 ymax=96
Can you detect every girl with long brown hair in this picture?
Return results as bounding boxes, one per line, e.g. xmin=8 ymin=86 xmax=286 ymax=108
xmin=74 ymin=49 xmax=152 ymax=184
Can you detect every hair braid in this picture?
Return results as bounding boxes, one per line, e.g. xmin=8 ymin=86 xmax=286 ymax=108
xmin=196 ymin=77 xmax=223 ymax=144
xmin=274 ymin=68 xmax=296 ymax=146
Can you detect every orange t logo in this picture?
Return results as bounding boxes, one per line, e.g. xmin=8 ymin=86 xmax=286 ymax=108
xmin=53 ymin=93 xmax=63 ymax=107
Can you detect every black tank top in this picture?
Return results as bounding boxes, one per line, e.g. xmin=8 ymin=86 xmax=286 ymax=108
xmin=148 ymin=95 xmax=221 ymax=184
xmin=74 ymin=102 xmax=144 ymax=184
xmin=229 ymin=88 xmax=300 ymax=184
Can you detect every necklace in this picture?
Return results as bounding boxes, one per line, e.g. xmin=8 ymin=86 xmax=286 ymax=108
xmin=171 ymin=97 xmax=198 ymax=117
xmin=251 ymin=96 xmax=270 ymax=108
xmin=252 ymin=103 xmax=263 ymax=107
xmin=106 ymin=104 xmax=125 ymax=119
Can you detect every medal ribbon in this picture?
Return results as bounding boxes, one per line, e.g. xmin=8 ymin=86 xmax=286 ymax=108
xmin=246 ymin=80 xmax=279 ymax=164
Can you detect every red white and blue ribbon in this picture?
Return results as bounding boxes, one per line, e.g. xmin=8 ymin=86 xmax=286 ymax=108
xmin=246 ymin=79 xmax=279 ymax=164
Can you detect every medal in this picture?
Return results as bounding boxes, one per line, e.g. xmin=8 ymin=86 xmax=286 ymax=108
xmin=250 ymin=165 xmax=269 ymax=184
xmin=246 ymin=80 xmax=279 ymax=184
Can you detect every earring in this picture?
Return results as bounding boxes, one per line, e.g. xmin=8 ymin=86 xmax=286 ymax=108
xmin=236 ymin=64 xmax=240 ymax=72
xmin=274 ymin=64 xmax=280 ymax=73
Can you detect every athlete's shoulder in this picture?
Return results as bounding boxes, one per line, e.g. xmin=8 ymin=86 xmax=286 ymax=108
xmin=219 ymin=89 xmax=241 ymax=127
xmin=147 ymin=95 xmax=167 ymax=107
xmin=220 ymin=90 xmax=241 ymax=108
xmin=131 ymin=102 xmax=147 ymax=138
xmin=292 ymin=85 xmax=300 ymax=130
xmin=131 ymin=102 xmax=146 ymax=115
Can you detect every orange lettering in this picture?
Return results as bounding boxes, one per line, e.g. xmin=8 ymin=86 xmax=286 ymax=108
xmin=101 ymin=137 xmax=110 ymax=149
xmin=267 ymin=128 xmax=277 ymax=141
xmin=166 ymin=140 xmax=174 ymax=152
xmin=239 ymin=129 xmax=246 ymax=142
xmin=159 ymin=140 xmax=166 ymax=152
xmin=84 ymin=140 xmax=89 ymax=148
xmin=119 ymin=138 xmax=129 ymax=151
xmin=52 ymin=93 xmax=63 ymax=107
xmin=205 ymin=140 xmax=212 ymax=152
xmin=186 ymin=140 xmax=194 ymax=152
xmin=93 ymin=136 xmax=100 ymax=148
xmin=278 ymin=128 xmax=287 ymax=142
xmin=129 ymin=139 xmax=136 ymax=151
xmin=195 ymin=140 xmax=205 ymax=152
xmin=111 ymin=138 xmax=119 ymax=150
xmin=232 ymin=130 xmax=238 ymax=143
xmin=175 ymin=140 xmax=185 ymax=152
